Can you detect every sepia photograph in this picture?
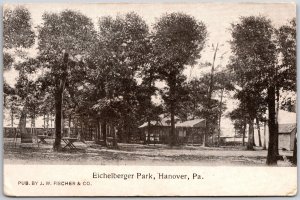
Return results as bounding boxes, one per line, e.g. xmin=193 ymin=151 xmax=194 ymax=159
xmin=2 ymin=2 xmax=297 ymax=196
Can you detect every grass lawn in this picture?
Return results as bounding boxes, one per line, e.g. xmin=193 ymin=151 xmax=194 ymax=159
xmin=3 ymin=138 xmax=294 ymax=166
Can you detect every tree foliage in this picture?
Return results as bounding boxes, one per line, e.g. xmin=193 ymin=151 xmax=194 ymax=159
xmin=3 ymin=6 xmax=35 ymax=49
xmin=36 ymin=10 xmax=97 ymax=149
xmin=276 ymin=18 xmax=296 ymax=92
xmin=229 ymin=16 xmax=285 ymax=163
xmin=3 ymin=6 xmax=296 ymax=161
xmin=153 ymin=13 xmax=207 ymax=146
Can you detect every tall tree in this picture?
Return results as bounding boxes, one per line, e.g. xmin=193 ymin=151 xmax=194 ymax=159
xmin=93 ymin=13 xmax=150 ymax=143
xmin=229 ymin=106 xmax=247 ymax=146
xmin=4 ymin=90 xmax=21 ymax=128
xmin=3 ymin=6 xmax=35 ymax=70
xmin=14 ymin=65 xmax=39 ymax=142
xmin=277 ymin=18 xmax=296 ymax=165
xmin=153 ymin=13 xmax=207 ymax=146
xmin=230 ymin=16 xmax=278 ymax=162
xmin=3 ymin=6 xmax=35 ymax=49
xmin=37 ymin=10 xmax=96 ymax=150
xmin=277 ymin=18 xmax=296 ymax=92
xmin=185 ymin=70 xmax=230 ymax=146
xmin=213 ymin=70 xmax=235 ymax=145
xmin=3 ymin=6 xmax=36 ymax=141
xmin=204 ymin=43 xmax=219 ymax=146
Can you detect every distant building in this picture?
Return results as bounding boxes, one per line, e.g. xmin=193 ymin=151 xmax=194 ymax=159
xmin=139 ymin=118 xmax=171 ymax=144
xmin=139 ymin=117 xmax=206 ymax=144
xmin=176 ymin=119 xmax=206 ymax=144
xmin=278 ymin=123 xmax=296 ymax=151
xmin=253 ymin=110 xmax=297 ymax=151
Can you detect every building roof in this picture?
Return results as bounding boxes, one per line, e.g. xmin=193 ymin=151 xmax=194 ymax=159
xmin=278 ymin=123 xmax=296 ymax=134
xmin=138 ymin=120 xmax=168 ymax=128
xmin=138 ymin=115 xmax=181 ymax=128
xmin=176 ymin=119 xmax=205 ymax=128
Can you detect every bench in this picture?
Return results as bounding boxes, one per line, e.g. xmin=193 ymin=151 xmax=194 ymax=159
xmin=62 ymin=137 xmax=78 ymax=150
xmin=37 ymin=135 xmax=49 ymax=147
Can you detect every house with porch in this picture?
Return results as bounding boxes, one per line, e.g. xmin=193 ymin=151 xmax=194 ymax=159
xmin=175 ymin=119 xmax=206 ymax=145
xmin=138 ymin=117 xmax=206 ymax=144
xmin=138 ymin=116 xmax=176 ymax=144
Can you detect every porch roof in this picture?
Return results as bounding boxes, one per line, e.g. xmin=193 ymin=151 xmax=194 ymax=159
xmin=279 ymin=123 xmax=296 ymax=134
xmin=176 ymin=119 xmax=205 ymax=128
xmin=138 ymin=121 xmax=169 ymax=128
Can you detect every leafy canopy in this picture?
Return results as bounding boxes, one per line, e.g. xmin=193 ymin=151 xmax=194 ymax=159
xmin=153 ymin=12 xmax=207 ymax=75
xmin=3 ymin=6 xmax=35 ymax=49
xmin=38 ymin=9 xmax=97 ymax=65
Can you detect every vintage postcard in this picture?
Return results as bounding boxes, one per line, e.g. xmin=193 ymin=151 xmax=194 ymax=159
xmin=2 ymin=2 xmax=297 ymax=196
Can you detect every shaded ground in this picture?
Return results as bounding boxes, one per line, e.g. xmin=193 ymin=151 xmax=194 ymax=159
xmin=3 ymin=138 xmax=294 ymax=166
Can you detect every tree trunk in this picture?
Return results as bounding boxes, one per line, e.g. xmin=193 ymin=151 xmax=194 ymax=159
xmin=74 ymin=118 xmax=78 ymax=138
xmin=275 ymin=87 xmax=280 ymax=156
xmin=202 ymin=131 xmax=206 ymax=147
xmin=102 ymin=121 xmax=107 ymax=146
xmin=47 ymin=113 xmax=50 ymax=130
xmin=170 ymin=101 xmax=176 ymax=146
xmin=145 ymin=72 xmax=154 ymax=145
xmin=252 ymin=119 xmax=256 ymax=147
xmin=266 ymin=86 xmax=278 ymax=165
xmin=247 ymin=118 xmax=254 ymax=150
xmin=53 ymin=52 xmax=69 ymax=151
xmin=256 ymin=117 xmax=262 ymax=147
xmin=211 ymin=130 xmax=214 ymax=145
xmin=113 ymin=126 xmax=118 ymax=148
xmin=242 ymin=120 xmax=246 ymax=146
xmin=95 ymin=119 xmax=100 ymax=142
xmin=203 ymin=112 xmax=209 ymax=147
xmin=147 ymin=120 xmax=151 ymax=144
xmin=43 ymin=114 xmax=46 ymax=129
xmin=50 ymin=114 xmax=53 ymax=128
xmin=217 ymin=88 xmax=224 ymax=146
xmin=80 ymin=119 xmax=83 ymax=140
xmin=31 ymin=116 xmax=34 ymax=138
xmin=53 ymin=92 xmax=63 ymax=150
xmin=95 ymin=123 xmax=98 ymax=142
xmin=127 ymin=126 xmax=131 ymax=144
xmin=62 ymin=113 xmax=65 ymax=137
xmin=67 ymin=115 xmax=71 ymax=137
xmin=11 ymin=108 xmax=14 ymax=128
xmin=121 ymin=120 xmax=128 ymax=143
xmin=169 ymin=77 xmax=176 ymax=147
xmin=292 ymin=136 xmax=297 ymax=165
xmin=19 ymin=106 xmax=32 ymax=143
xmin=263 ymin=121 xmax=267 ymax=150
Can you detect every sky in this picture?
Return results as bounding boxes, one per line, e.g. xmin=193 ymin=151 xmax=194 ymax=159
xmin=3 ymin=3 xmax=296 ymax=132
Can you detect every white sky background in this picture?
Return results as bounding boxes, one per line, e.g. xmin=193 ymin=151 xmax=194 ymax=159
xmin=3 ymin=3 xmax=296 ymax=130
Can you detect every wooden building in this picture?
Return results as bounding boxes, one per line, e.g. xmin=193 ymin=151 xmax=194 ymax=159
xmin=139 ymin=118 xmax=206 ymax=144
xmin=278 ymin=123 xmax=296 ymax=151
xmin=138 ymin=118 xmax=174 ymax=144
xmin=176 ymin=119 xmax=206 ymax=145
